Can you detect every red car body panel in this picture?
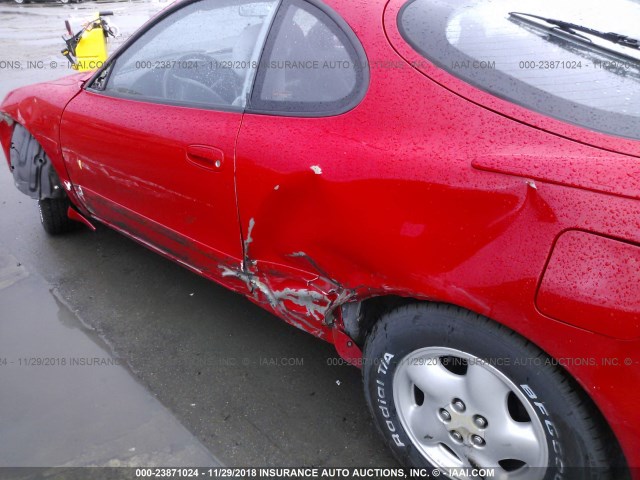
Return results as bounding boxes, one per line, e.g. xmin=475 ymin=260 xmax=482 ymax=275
xmin=537 ymin=230 xmax=640 ymax=340
xmin=0 ymin=73 xmax=90 ymax=212
xmin=0 ymin=0 xmax=638 ymax=471
xmin=59 ymin=92 xmax=245 ymax=279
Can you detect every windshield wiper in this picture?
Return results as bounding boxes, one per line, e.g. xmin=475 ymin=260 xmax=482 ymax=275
xmin=509 ymin=12 xmax=639 ymax=50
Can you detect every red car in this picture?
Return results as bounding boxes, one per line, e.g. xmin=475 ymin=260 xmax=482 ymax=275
xmin=1 ymin=0 xmax=639 ymax=477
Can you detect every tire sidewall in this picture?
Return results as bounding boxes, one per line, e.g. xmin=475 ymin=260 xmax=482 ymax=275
xmin=38 ymin=197 xmax=74 ymax=235
xmin=364 ymin=306 xmax=592 ymax=480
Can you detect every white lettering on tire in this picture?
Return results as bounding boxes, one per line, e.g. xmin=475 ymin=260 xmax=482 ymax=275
xmin=377 ymin=353 xmax=405 ymax=447
xmin=521 ymin=384 xmax=565 ymax=477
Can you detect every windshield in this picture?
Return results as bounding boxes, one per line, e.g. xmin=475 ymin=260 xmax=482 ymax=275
xmin=398 ymin=0 xmax=640 ymax=140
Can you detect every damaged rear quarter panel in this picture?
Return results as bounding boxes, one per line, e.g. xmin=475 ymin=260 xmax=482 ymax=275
xmin=231 ymin=3 xmax=640 ymax=462
xmin=233 ymin=0 xmax=640 ymax=354
xmin=219 ymin=222 xmax=348 ymax=340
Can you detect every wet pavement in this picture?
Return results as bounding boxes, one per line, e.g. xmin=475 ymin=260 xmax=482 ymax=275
xmin=0 ymin=250 xmax=220 ymax=467
xmin=0 ymin=0 xmax=397 ymax=469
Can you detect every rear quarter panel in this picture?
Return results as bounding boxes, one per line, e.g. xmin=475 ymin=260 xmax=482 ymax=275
xmin=234 ymin=0 xmax=640 ymax=468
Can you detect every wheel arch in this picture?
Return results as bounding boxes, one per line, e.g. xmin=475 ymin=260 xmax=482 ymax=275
xmin=9 ymin=122 xmax=67 ymax=201
xmin=0 ymin=76 xmax=87 ymax=207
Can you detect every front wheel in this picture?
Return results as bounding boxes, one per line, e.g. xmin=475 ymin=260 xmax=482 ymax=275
xmin=38 ymin=197 xmax=75 ymax=235
xmin=363 ymin=303 xmax=616 ymax=480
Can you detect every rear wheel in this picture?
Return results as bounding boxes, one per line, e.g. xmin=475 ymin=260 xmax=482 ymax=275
xmin=38 ymin=197 xmax=75 ymax=235
xmin=363 ymin=303 xmax=616 ymax=479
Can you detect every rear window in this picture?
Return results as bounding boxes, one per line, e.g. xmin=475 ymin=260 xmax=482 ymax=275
xmin=398 ymin=0 xmax=640 ymax=140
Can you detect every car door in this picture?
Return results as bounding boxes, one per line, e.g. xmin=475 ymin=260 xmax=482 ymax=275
xmin=60 ymin=0 xmax=279 ymax=282
xmin=231 ymin=0 xmax=371 ymax=338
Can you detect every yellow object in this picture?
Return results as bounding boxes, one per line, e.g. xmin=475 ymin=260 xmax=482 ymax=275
xmin=73 ymin=15 xmax=108 ymax=71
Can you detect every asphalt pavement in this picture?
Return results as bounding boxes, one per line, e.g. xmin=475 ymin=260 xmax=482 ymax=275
xmin=0 ymin=0 xmax=396 ymax=469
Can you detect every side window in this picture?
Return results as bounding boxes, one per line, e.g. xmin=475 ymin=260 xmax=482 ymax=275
xmin=250 ymin=0 xmax=368 ymax=115
xmin=101 ymin=0 xmax=279 ymax=109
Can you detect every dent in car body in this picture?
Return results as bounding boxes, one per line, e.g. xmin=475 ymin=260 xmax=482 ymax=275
xmin=220 ymin=219 xmax=353 ymax=340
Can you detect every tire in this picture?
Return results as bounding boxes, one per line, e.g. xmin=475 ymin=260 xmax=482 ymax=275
xmin=38 ymin=197 xmax=75 ymax=235
xmin=14 ymin=0 xmax=25 ymax=4
xmin=363 ymin=303 xmax=617 ymax=480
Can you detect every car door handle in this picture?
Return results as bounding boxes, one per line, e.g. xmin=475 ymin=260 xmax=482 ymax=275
xmin=186 ymin=145 xmax=224 ymax=171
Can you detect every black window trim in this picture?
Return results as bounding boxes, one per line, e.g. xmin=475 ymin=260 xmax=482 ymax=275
xmin=246 ymin=0 xmax=370 ymax=118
